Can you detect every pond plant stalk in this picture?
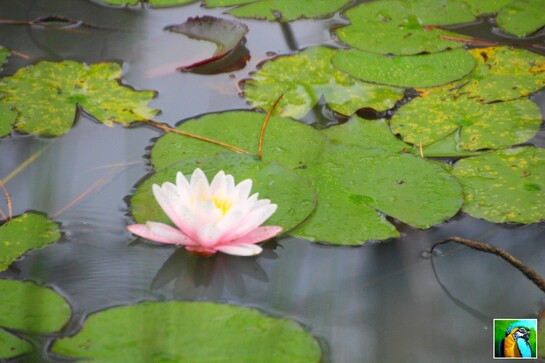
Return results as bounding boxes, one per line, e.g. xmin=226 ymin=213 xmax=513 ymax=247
xmin=430 ymin=236 xmax=545 ymax=293
xmin=0 ymin=178 xmax=12 ymax=222
xmin=258 ymin=93 xmax=284 ymax=160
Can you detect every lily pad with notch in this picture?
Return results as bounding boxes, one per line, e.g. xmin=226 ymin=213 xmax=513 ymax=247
xmin=51 ymin=301 xmax=322 ymax=362
xmin=0 ymin=61 xmax=158 ymax=137
xmin=242 ymin=46 xmax=404 ymax=119
xmin=0 ymin=328 xmax=33 ymax=360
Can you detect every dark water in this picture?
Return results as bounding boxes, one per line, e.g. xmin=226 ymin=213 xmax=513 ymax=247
xmin=0 ymin=1 xmax=544 ymax=362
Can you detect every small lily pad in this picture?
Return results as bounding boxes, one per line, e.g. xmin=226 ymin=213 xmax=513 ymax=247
xmin=205 ymin=0 xmax=351 ymax=22
xmin=451 ymin=146 xmax=545 ymax=223
xmin=332 ymin=49 xmax=475 ymax=88
xmin=0 ymin=212 xmax=61 ymax=272
xmin=463 ymin=0 xmax=514 ymax=15
xmin=446 ymin=46 xmax=545 ymax=102
xmin=0 ymin=47 xmax=8 ymax=68
xmin=0 ymin=279 xmax=71 ymax=333
xmin=165 ymin=16 xmax=249 ymax=71
xmin=390 ymin=93 xmax=542 ymax=151
xmin=0 ymin=61 xmax=158 ymax=137
xmin=335 ymin=0 xmax=475 ymax=55
xmin=242 ymin=46 xmax=404 ymax=119
xmin=0 ymin=328 xmax=33 ymax=360
xmin=51 ymin=301 xmax=322 ymax=362
xmin=130 ymin=154 xmax=317 ymax=233
xmin=496 ymin=0 xmax=545 ymax=36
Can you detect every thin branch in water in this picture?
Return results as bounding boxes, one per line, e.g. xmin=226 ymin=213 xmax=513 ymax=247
xmin=2 ymin=142 xmax=53 ymax=184
xmin=258 ymin=94 xmax=284 ymax=160
xmin=0 ymin=178 xmax=12 ymax=221
xmin=147 ymin=120 xmax=251 ymax=155
xmin=10 ymin=50 xmax=31 ymax=60
xmin=430 ymin=236 xmax=545 ymax=293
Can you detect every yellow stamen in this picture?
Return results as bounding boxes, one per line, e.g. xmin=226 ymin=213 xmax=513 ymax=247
xmin=212 ymin=197 xmax=232 ymax=215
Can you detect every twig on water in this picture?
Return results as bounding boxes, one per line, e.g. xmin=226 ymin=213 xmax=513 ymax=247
xmin=430 ymin=236 xmax=545 ymax=293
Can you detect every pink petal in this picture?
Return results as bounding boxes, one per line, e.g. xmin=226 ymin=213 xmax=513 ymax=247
xmin=127 ymin=222 xmax=196 ymax=246
xmin=216 ymin=243 xmax=263 ymax=256
xmin=222 ymin=226 xmax=282 ymax=246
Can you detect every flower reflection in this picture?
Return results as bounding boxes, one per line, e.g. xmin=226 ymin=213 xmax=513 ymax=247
xmin=128 ymin=168 xmax=282 ymax=256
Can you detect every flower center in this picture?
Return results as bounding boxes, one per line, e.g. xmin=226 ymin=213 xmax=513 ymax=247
xmin=212 ymin=196 xmax=232 ymax=215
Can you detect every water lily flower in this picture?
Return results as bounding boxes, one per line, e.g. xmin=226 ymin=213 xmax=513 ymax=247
xmin=128 ymin=168 xmax=282 ymax=256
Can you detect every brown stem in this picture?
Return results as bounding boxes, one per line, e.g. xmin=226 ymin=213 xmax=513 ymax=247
xmin=438 ymin=35 xmax=500 ymax=46
xmin=147 ymin=120 xmax=251 ymax=155
xmin=257 ymin=94 xmax=284 ymax=160
xmin=431 ymin=236 xmax=545 ymax=293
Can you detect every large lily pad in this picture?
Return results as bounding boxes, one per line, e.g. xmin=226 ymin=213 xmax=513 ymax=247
xmin=451 ymin=146 xmax=545 ymax=223
xmin=131 ymin=154 xmax=317 ymax=233
xmin=332 ymin=49 xmax=475 ymax=88
xmin=0 ymin=212 xmax=61 ymax=272
xmin=0 ymin=328 xmax=33 ymax=360
xmin=51 ymin=301 xmax=322 ymax=362
xmin=0 ymin=61 xmax=158 ymax=137
xmin=496 ymin=0 xmax=545 ymax=36
xmin=390 ymin=93 xmax=542 ymax=151
xmin=242 ymin=46 xmax=404 ymax=119
xmin=437 ymin=46 xmax=545 ymax=102
xmin=463 ymin=0 xmax=514 ymax=15
xmin=335 ymin=0 xmax=475 ymax=55
xmin=0 ymin=279 xmax=71 ymax=333
xmin=205 ymin=0 xmax=351 ymax=22
xmin=148 ymin=111 xmax=463 ymax=244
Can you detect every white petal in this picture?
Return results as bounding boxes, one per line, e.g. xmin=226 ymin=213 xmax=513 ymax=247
xmin=216 ymin=243 xmax=263 ymax=256
xmin=127 ymin=222 xmax=196 ymax=246
xmin=231 ymin=179 xmax=253 ymax=203
xmin=223 ymin=203 xmax=278 ymax=241
xmin=190 ymin=168 xmax=209 ymax=193
xmin=209 ymin=170 xmax=227 ymax=197
xmin=196 ymin=223 xmax=223 ymax=247
xmin=175 ymin=171 xmax=192 ymax=201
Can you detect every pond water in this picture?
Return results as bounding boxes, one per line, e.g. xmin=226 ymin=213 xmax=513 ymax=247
xmin=0 ymin=1 xmax=545 ymax=362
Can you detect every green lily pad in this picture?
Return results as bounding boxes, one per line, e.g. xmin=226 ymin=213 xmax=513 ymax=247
xmin=496 ymin=0 xmax=545 ymax=36
xmin=0 ymin=212 xmax=61 ymax=272
xmin=205 ymin=0 xmax=351 ymax=22
xmin=442 ymin=46 xmax=545 ymax=102
xmin=0 ymin=61 xmax=158 ymax=137
xmin=151 ymin=111 xmax=328 ymax=171
xmin=390 ymin=93 xmax=542 ymax=151
xmin=148 ymin=111 xmax=463 ymax=244
xmin=51 ymin=301 xmax=322 ymax=362
xmin=335 ymin=0 xmax=475 ymax=55
xmin=463 ymin=0 xmax=514 ymax=15
xmin=451 ymin=146 xmax=545 ymax=223
xmin=332 ymin=49 xmax=475 ymax=88
xmin=0 ymin=47 xmax=8 ymax=68
xmin=0 ymin=104 xmax=16 ymax=137
xmin=242 ymin=46 xmax=404 ymax=119
xmin=93 ymin=0 xmax=196 ymax=7
xmin=0 ymin=279 xmax=71 ymax=333
xmin=131 ymin=154 xmax=317 ymax=232
xmin=0 ymin=328 xmax=33 ymax=360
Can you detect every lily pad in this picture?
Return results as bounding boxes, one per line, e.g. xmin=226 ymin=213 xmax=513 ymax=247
xmin=0 ymin=61 xmax=158 ymax=137
xmin=0 ymin=328 xmax=33 ymax=360
xmin=390 ymin=93 xmax=542 ymax=151
xmin=205 ymin=0 xmax=351 ymax=22
xmin=443 ymin=46 xmax=545 ymax=102
xmin=242 ymin=46 xmax=404 ymax=119
xmin=0 ymin=279 xmax=71 ymax=333
xmin=335 ymin=0 xmax=475 ymax=55
xmin=148 ymin=111 xmax=463 ymax=244
xmin=332 ymin=49 xmax=475 ymax=88
xmin=165 ymin=16 xmax=249 ymax=71
xmin=451 ymin=146 xmax=545 ymax=223
xmin=463 ymin=0 xmax=514 ymax=15
xmin=51 ymin=301 xmax=322 ymax=362
xmin=130 ymin=154 xmax=317 ymax=233
xmin=0 ymin=212 xmax=61 ymax=272
xmin=94 ymin=0 xmax=196 ymax=7
xmin=0 ymin=47 xmax=8 ymax=68
xmin=496 ymin=0 xmax=545 ymax=36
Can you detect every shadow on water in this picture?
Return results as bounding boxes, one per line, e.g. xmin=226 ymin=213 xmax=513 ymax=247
xmin=0 ymin=0 xmax=545 ymax=362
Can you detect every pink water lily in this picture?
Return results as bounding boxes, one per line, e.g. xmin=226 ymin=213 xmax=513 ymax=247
xmin=128 ymin=168 xmax=282 ymax=256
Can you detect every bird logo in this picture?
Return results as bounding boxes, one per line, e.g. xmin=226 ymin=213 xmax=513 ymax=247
xmin=499 ymin=323 xmax=533 ymax=358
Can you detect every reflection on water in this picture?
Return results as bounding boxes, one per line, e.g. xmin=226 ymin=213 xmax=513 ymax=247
xmin=1 ymin=0 xmax=545 ymax=362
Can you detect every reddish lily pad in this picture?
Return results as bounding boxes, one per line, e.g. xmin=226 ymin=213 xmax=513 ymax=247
xmin=165 ymin=16 xmax=249 ymax=71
